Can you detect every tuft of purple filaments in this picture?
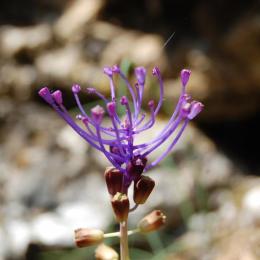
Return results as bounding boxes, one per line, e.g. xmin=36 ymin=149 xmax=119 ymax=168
xmin=39 ymin=65 xmax=203 ymax=189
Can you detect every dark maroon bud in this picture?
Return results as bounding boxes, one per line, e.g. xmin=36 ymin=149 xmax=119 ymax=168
xmin=134 ymin=176 xmax=155 ymax=204
xmin=111 ymin=192 xmax=129 ymax=222
xmin=126 ymin=156 xmax=147 ymax=181
xmin=104 ymin=167 xmax=123 ymax=196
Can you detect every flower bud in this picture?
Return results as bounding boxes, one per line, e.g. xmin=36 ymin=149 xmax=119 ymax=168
xmin=126 ymin=156 xmax=147 ymax=181
xmin=104 ymin=167 xmax=123 ymax=196
xmin=38 ymin=87 xmax=54 ymax=105
xmin=180 ymin=69 xmax=191 ymax=87
xmin=111 ymin=192 xmax=129 ymax=222
xmin=95 ymin=244 xmax=119 ymax=260
xmin=138 ymin=210 xmax=166 ymax=233
xmin=74 ymin=228 xmax=104 ymax=248
xmin=134 ymin=176 xmax=155 ymax=204
xmin=52 ymin=90 xmax=63 ymax=105
xmin=91 ymin=105 xmax=105 ymax=124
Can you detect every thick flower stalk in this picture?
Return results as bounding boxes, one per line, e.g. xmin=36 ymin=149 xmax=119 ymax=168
xmin=39 ymin=65 xmax=203 ymax=260
xmin=39 ymin=65 xmax=203 ymax=191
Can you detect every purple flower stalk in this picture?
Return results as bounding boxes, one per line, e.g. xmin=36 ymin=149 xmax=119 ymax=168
xmin=39 ymin=65 xmax=203 ymax=190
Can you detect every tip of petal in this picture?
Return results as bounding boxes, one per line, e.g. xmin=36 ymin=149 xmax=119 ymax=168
xmin=107 ymin=101 xmax=116 ymax=116
xmin=181 ymin=69 xmax=191 ymax=87
xmin=135 ymin=67 xmax=146 ymax=85
xmin=72 ymin=84 xmax=81 ymax=93
xmin=152 ymin=67 xmax=161 ymax=76
xmin=52 ymin=90 xmax=63 ymax=105
xmin=38 ymin=87 xmax=53 ymax=104
xmin=120 ymin=96 xmax=128 ymax=105
xmin=91 ymin=105 xmax=105 ymax=124
xmin=103 ymin=66 xmax=113 ymax=76
xmin=86 ymin=87 xmax=96 ymax=94
xmin=148 ymin=100 xmax=155 ymax=109
xmin=188 ymin=102 xmax=204 ymax=120
xmin=112 ymin=65 xmax=120 ymax=73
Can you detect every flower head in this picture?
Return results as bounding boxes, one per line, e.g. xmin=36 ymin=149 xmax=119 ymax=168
xmin=39 ymin=66 xmax=203 ymax=190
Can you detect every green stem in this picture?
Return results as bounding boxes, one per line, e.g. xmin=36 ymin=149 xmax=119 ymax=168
xmin=120 ymin=220 xmax=130 ymax=260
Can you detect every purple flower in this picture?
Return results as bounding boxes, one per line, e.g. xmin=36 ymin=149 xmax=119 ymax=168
xmin=39 ymin=66 xmax=203 ymax=190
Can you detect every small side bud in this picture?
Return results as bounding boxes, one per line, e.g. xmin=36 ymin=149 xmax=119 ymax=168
xmin=134 ymin=176 xmax=155 ymax=204
xmin=52 ymin=90 xmax=63 ymax=105
xmin=180 ymin=69 xmax=191 ymax=87
xmin=111 ymin=192 xmax=129 ymax=222
xmin=104 ymin=167 xmax=123 ymax=196
xmin=95 ymin=244 xmax=119 ymax=260
xmin=138 ymin=210 xmax=166 ymax=233
xmin=74 ymin=228 xmax=104 ymax=248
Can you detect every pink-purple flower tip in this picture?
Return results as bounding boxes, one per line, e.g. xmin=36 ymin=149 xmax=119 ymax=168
xmin=135 ymin=67 xmax=146 ymax=85
xmin=152 ymin=66 xmax=161 ymax=76
xmin=86 ymin=87 xmax=96 ymax=94
xmin=180 ymin=102 xmax=192 ymax=118
xmin=103 ymin=66 xmax=113 ymax=76
xmin=107 ymin=101 xmax=116 ymax=116
xmin=148 ymin=100 xmax=155 ymax=109
xmin=112 ymin=65 xmax=120 ymax=73
xmin=120 ymin=96 xmax=128 ymax=105
xmin=181 ymin=69 xmax=191 ymax=87
xmin=91 ymin=105 xmax=105 ymax=124
xmin=72 ymin=84 xmax=81 ymax=94
xmin=52 ymin=90 xmax=63 ymax=105
xmin=38 ymin=87 xmax=53 ymax=104
xmin=188 ymin=102 xmax=204 ymax=120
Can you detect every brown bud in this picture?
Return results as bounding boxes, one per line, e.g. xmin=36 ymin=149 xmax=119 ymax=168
xmin=95 ymin=243 xmax=119 ymax=260
xmin=134 ymin=176 xmax=155 ymax=204
xmin=104 ymin=167 xmax=123 ymax=196
xmin=111 ymin=192 xmax=129 ymax=222
xmin=74 ymin=228 xmax=104 ymax=247
xmin=138 ymin=210 xmax=166 ymax=233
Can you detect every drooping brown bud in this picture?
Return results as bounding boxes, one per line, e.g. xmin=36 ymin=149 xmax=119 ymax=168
xmin=111 ymin=192 xmax=129 ymax=222
xmin=104 ymin=167 xmax=123 ymax=196
xmin=95 ymin=243 xmax=119 ymax=260
xmin=138 ymin=210 xmax=166 ymax=233
xmin=134 ymin=176 xmax=155 ymax=204
xmin=74 ymin=228 xmax=104 ymax=248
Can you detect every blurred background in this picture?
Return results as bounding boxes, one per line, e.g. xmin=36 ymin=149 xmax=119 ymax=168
xmin=0 ymin=0 xmax=260 ymax=259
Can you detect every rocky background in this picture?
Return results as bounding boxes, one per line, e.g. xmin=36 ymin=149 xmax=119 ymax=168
xmin=0 ymin=0 xmax=259 ymax=259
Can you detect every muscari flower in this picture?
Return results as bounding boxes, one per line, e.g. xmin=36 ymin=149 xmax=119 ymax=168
xmin=39 ymin=65 xmax=203 ymax=191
